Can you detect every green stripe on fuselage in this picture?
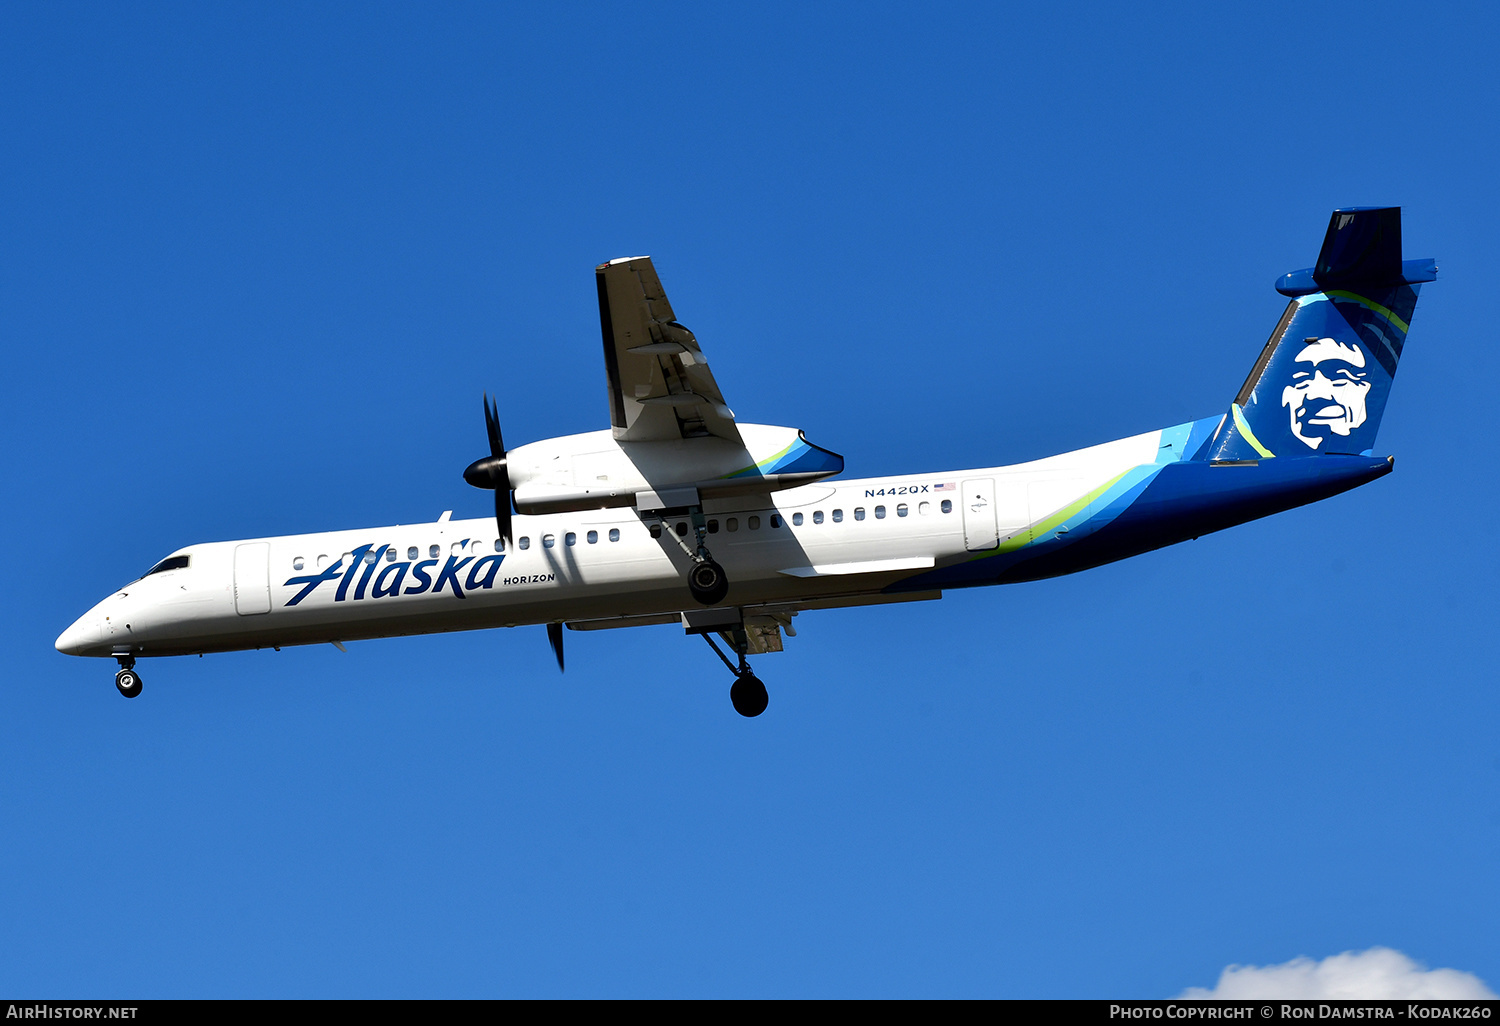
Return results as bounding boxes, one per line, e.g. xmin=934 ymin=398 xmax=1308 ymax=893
xmin=975 ymin=468 xmax=1135 ymax=561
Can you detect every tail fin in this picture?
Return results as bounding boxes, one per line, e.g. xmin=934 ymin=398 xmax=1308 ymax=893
xmin=1203 ymin=207 xmax=1436 ymax=461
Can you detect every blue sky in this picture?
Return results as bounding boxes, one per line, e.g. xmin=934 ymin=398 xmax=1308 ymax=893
xmin=3 ymin=2 xmax=1497 ymax=997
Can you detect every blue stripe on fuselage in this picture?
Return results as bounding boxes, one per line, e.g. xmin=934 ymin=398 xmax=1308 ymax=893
xmin=888 ymin=455 xmax=1391 ymax=591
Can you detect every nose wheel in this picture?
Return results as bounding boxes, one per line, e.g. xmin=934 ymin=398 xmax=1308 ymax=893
xmin=114 ymin=655 xmax=142 ymax=698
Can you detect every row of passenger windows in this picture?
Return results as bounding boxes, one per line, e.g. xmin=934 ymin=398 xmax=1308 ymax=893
xmin=288 ymin=500 xmax=956 ymax=571
xmin=290 ymin=529 xmax=624 ymax=571
xmin=649 ymin=500 xmax=954 ymax=537
xmin=518 ymin=528 xmax=621 ymax=551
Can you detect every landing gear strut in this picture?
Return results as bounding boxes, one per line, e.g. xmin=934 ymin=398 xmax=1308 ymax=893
xmin=702 ymin=630 xmax=768 ymax=718
xmin=113 ymin=653 xmax=142 ymax=699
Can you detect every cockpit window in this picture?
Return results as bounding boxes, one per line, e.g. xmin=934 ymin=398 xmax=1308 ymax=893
xmin=143 ymin=555 xmax=190 ymax=577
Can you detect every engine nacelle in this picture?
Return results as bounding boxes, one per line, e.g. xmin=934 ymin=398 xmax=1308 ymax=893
xmin=507 ymin=423 xmax=843 ymax=514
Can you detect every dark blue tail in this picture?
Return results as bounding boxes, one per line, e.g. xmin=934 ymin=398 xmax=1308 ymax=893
xmin=1203 ymin=207 xmax=1435 ymax=461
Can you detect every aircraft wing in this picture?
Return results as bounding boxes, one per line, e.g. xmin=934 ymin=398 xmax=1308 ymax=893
xmin=596 ymin=257 xmax=742 ymax=445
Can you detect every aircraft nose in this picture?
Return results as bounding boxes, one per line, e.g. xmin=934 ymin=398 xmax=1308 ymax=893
xmin=55 ymin=613 xmax=101 ymax=656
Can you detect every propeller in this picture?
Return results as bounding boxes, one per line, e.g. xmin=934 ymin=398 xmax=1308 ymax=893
xmin=463 ymin=394 xmax=513 ymax=547
xmin=546 ymin=622 xmax=564 ymax=673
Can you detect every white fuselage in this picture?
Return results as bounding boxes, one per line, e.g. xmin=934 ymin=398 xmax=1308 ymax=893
xmin=56 ymin=424 xmax=1169 ymax=659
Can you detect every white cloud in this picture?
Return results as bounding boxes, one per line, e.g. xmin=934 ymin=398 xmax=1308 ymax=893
xmin=1181 ymin=947 xmax=1496 ymax=1000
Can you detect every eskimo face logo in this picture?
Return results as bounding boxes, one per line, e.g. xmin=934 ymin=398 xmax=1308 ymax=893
xmin=1281 ymin=337 xmax=1372 ymax=449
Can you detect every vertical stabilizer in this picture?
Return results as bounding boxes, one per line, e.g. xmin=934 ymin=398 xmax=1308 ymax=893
xmin=1203 ymin=208 xmax=1435 ymax=462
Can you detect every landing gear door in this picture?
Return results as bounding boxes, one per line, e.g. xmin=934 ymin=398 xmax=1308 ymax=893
xmin=234 ymin=542 xmax=272 ymax=615
xmin=961 ymin=478 xmax=999 ymax=551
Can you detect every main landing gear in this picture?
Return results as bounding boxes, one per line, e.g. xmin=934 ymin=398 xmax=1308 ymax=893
xmin=648 ymin=507 xmax=729 ymax=606
xmin=688 ymin=558 xmax=728 ymax=606
xmin=113 ymin=653 xmax=142 ymax=699
xmin=701 ymin=629 xmax=768 ymax=718
xmin=730 ymin=673 xmax=769 ymax=718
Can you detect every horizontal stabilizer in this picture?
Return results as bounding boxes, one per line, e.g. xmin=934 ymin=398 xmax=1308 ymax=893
xmin=1276 ymin=208 xmax=1437 ymax=296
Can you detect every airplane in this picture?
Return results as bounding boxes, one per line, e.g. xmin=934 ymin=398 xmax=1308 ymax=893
xmin=56 ymin=207 xmax=1436 ymax=716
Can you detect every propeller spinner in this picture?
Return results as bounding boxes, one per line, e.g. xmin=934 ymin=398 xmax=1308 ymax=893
xmin=463 ymin=394 xmax=513 ymax=547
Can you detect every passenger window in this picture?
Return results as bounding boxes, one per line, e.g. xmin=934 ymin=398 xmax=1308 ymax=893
xmin=387 ymin=547 xmax=397 ymax=561
xmin=519 ymin=536 xmax=531 ymax=550
xmin=408 ymin=546 xmax=419 ymax=561
xmin=429 ymin=544 xmax=440 ymax=559
xmin=292 ymin=557 xmax=304 ymax=571
xmin=897 ymin=503 xmax=909 ymax=517
xmin=565 ymin=532 xmax=576 ymax=546
xmin=609 ymin=528 xmax=620 ymax=542
xmin=543 ymin=534 xmax=556 ymax=548
xmin=494 ymin=539 xmax=505 ymax=552
xmin=649 ymin=524 xmax=663 ymax=539
xmin=832 ymin=509 xmax=843 ymax=523
xmin=363 ymin=550 xmax=378 ymax=564
xmin=707 ymin=519 xmax=718 ymax=534
xmin=770 ymin=515 xmax=781 ymax=528
xmin=587 ymin=530 xmax=598 ymax=544
xmin=792 ymin=512 xmax=803 ymax=526
xmin=748 ymin=516 xmax=760 ymax=530
xmin=919 ymin=501 xmax=931 ymax=515
xmin=727 ymin=517 xmax=738 ymax=532
xmin=675 ymin=521 xmax=688 ymax=537
xmin=875 ymin=506 xmax=886 ymax=519
xmin=317 ymin=554 xmax=329 ymax=568
xmin=813 ymin=511 xmax=824 ymax=524
xmin=941 ymin=499 xmax=953 ymax=514
xmin=855 ymin=507 xmax=866 ymax=521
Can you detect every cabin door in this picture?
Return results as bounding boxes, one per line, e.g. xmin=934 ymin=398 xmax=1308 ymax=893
xmin=234 ymin=542 xmax=272 ymax=615
xmin=961 ymin=478 xmax=999 ymax=551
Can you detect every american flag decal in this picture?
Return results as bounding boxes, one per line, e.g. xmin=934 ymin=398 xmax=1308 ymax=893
xmin=933 ymin=482 xmax=956 ymax=492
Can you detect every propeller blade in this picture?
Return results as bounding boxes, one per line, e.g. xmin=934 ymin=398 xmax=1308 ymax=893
xmin=485 ymin=394 xmax=504 ymax=458
xmin=495 ymin=488 xmax=512 ymax=550
xmin=466 ymin=394 xmax=514 ymax=547
xmin=546 ymin=622 xmax=564 ymax=673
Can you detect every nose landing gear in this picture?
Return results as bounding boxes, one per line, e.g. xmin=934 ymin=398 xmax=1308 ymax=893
xmin=113 ymin=653 xmax=142 ymax=698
